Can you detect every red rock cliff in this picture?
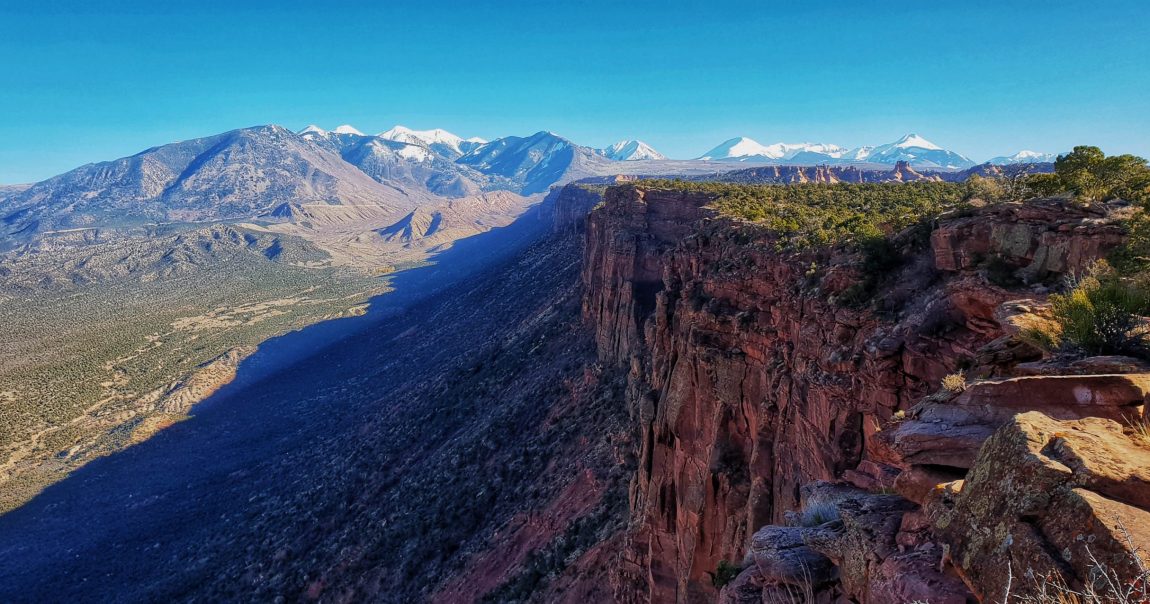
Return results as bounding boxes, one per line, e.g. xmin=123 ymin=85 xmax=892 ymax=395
xmin=580 ymin=185 xmax=1131 ymax=602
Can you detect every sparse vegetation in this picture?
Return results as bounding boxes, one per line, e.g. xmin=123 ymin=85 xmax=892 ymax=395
xmin=0 ymin=228 xmax=387 ymax=511
xmin=636 ymin=180 xmax=974 ymax=308
xmin=710 ymin=559 xmax=745 ymax=588
xmin=638 ymin=179 xmax=970 ymax=251
xmin=1126 ymin=414 xmax=1150 ymax=448
xmin=1033 ymin=262 xmax=1150 ymax=358
xmin=797 ymin=501 xmax=841 ymax=527
xmin=942 ymin=371 xmax=967 ymax=392
xmin=1006 ymin=538 xmax=1150 ymax=603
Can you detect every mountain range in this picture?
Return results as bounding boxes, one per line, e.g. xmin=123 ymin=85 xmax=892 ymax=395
xmin=0 ymin=123 xmax=1064 ymax=255
xmin=985 ymin=149 xmax=1060 ymax=165
xmin=696 ymin=133 xmax=1005 ymax=170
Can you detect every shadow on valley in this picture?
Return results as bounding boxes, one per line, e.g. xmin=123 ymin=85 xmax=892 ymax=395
xmin=0 ymin=202 xmax=632 ymax=603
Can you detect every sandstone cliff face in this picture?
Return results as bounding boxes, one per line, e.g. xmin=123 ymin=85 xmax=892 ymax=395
xmin=578 ymin=185 xmax=1137 ymax=602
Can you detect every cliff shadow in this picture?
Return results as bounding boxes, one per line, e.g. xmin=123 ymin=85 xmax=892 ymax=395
xmin=0 ymin=202 xmax=554 ymax=601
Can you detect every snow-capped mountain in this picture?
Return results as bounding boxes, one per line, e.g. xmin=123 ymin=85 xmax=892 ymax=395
xmin=457 ymin=131 xmax=613 ymax=195
xmin=986 ymin=150 xmax=1059 ymax=165
xmin=296 ymin=125 xmax=491 ymax=196
xmin=379 ymin=125 xmax=487 ymax=158
xmin=2 ymin=125 xmax=422 ymax=241
xmin=598 ymin=140 xmax=665 ymax=161
xmin=858 ymin=133 xmax=975 ymax=169
xmin=697 ymin=137 xmax=846 ymax=162
xmin=697 ymin=133 xmax=975 ymax=169
xmin=299 ymin=124 xmax=370 ymax=140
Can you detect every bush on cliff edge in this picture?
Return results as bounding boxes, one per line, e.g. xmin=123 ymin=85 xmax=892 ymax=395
xmin=1027 ymin=261 xmax=1150 ymax=358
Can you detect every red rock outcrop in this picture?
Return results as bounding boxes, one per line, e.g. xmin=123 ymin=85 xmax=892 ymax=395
xmin=934 ymin=412 xmax=1150 ymax=602
xmin=579 ymin=185 xmax=1134 ymax=602
xmin=931 ymin=199 xmax=1125 ymax=278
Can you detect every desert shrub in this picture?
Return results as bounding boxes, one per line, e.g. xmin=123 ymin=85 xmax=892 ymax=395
xmin=941 ymin=372 xmax=967 ymax=392
xmin=711 ymin=560 xmax=744 ymax=588
xmin=1126 ymin=415 xmax=1150 ymax=449
xmin=966 ymin=174 xmax=1006 ymax=203
xmin=1109 ymin=209 xmax=1150 ymax=276
xmin=1020 ymin=324 xmax=1062 ymax=353
xmin=1045 ymin=262 xmax=1150 ymax=357
xmin=636 ymin=180 xmax=968 ymax=250
xmin=798 ymin=501 xmax=841 ymax=527
xmin=835 ymin=235 xmax=906 ymax=308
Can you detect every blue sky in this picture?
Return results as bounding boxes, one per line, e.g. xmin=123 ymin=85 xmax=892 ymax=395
xmin=1 ymin=0 xmax=1148 ymax=183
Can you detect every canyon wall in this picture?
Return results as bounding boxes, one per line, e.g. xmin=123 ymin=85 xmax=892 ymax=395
xmin=573 ymin=184 xmax=1142 ymax=602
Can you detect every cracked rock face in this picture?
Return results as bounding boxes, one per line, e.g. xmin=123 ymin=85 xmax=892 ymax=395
xmin=934 ymin=412 xmax=1150 ymax=602
xmin=579 ymin=186 xmax=1134 ymax=603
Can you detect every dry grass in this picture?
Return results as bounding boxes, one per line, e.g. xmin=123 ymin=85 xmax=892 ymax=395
xmin=1006 ymin=524 xmax=1150 ymax=603
xmin=942 ymin=371 xmax=968 ymax=393
xmin=1126 ymin=414 xmax=1150 ymax=448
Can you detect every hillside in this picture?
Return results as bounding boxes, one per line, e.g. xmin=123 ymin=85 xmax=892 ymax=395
xmin=0 ymin=205 xmax=635 ymax=603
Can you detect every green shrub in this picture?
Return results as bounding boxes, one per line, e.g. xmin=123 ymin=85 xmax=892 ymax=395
xmin=1109 ymin=209 xmax=1150 ymax=276
xmin=1026 ymin=146 xmax=1150 ymax=204
xmin=1046 ymin=263 xmax=1150 ymax=357
xmin=636 ymin=180 xmax=968 ymax=251
xmin=965 ymin=174 xmax=1006 ymax=203
xmin=711 ymin=560 xmax=744 ymax=588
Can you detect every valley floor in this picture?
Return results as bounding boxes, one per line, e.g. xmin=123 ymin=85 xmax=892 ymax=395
xmin=0 ymin=209 xmax=631 ymax=603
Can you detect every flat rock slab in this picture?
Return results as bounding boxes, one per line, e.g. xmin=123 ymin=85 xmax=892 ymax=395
xmin=954 ymin=374 xmax=1150 ymax=409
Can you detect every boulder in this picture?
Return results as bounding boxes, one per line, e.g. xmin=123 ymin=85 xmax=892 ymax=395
xmin=870 ymin=548 xmax=974 ymax=604
xmin=749 ymin=526 xmax=838 ymax=588
xmin=894 ymin=465 xmax=967 ymax=505
xmin=878 ymin=373 xmax=1150 ymax=474
xmin=935 ymin=412 xmax=1150 ymax=602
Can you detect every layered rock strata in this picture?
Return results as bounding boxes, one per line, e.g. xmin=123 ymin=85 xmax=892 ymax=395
xmin=575 ymin=184 xmax=1143 ymax=602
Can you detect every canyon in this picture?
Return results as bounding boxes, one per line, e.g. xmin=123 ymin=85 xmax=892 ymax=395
xmin=1 ymin=177 xmax=1148 ymax=603
xmin=570 ymin=183 xmax=1149 ymax=602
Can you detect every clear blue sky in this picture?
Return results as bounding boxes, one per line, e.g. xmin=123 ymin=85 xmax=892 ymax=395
xmin=2 ymin=0 xmax=1148 ymax=183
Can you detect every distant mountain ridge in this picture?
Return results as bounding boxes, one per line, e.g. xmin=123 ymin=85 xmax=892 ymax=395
xmin=986 ymin=150 xmax=1060 ymax=165
xmin=2 ymin=123 xmax=1065 ymax=247
xmin=697 ymin=133 xmax=981 ymax=169
xmin=2 ymin=125 xmax=418 ymax=242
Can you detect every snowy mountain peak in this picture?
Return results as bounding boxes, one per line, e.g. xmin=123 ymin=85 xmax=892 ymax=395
xmin=698 ymin=137 xmax=846 ymax=161
xmin=332 ymin=125 xmax=365 ymax=136
xmin=298 ymin=124 xmax=327 ymax=136
xmin=697 ymin=133 xmax=974 ymax=169
xmin=378 ymin=125 xmax=486 ymax=156
xmin=890 ymin=133 xmax=941 ymax=150
xmin=864 ymin=134 xmax=973 ymax=169
xmin=697 ymin=137 xmax=772 ymax=160
xmin=600 ymin=140 xmax=665 ymax=161
xmin=987 ymin=150 xmax=1060 ymax=165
